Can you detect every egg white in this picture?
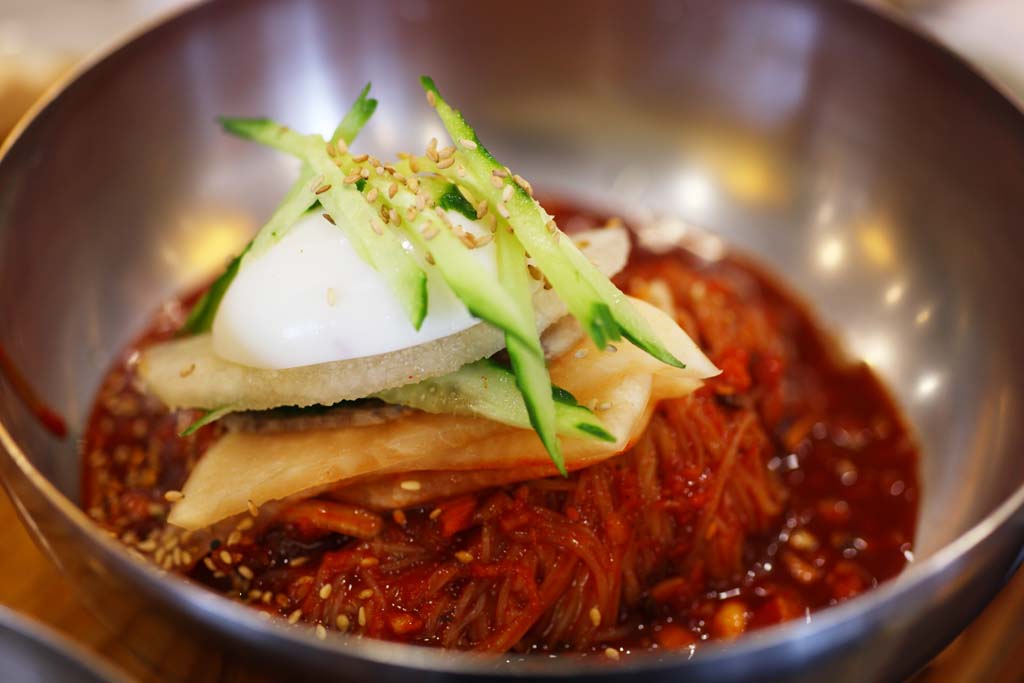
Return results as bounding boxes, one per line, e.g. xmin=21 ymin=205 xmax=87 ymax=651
xmin=212 ymin=211 xmax=496 ymax=369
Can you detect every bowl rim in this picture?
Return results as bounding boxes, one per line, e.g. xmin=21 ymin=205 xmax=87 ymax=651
xmin=1 ymin=0 xmax=1023 ymax=676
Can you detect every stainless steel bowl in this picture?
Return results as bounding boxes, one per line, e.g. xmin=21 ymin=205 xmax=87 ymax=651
xmin=1 ymin=0 xmax=1022 ymax=681
xmin=0 ymin=607 xmax=129 ymax=683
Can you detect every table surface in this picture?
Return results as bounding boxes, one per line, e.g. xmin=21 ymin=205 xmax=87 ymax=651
xmin=0 ymin=488 xmax=1021 ymax=682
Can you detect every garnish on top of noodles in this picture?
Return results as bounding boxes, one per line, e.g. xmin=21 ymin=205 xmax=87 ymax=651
xmin=138 ymin=80 xmax=718 ymax=529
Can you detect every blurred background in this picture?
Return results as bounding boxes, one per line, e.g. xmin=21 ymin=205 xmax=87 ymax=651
xmin=2 ymin=0 xmax=1024 ymax=143
xmin=0 ymin=0 xmax=1021 ymax=681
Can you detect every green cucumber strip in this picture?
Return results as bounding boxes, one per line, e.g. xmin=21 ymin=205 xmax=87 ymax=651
xmin=247 ymin=171 xmax=319 ymax=259
xmin=246 ymin=83 xmax=377 ymax=258
xmin=374 ymin=359 xmax=612 ymax=445
xmin=220 ymin=119 xmax=427 ymax=329
xmin=356 ymin=174 xmax=539 ymax=354
xmin=495 ymin=223 xmax=565 ymax=474
xmin=303 ymin=141 xmax=428 ymax=329
xmin=420 ymin=76 xmax=684 ymax=368
xmin=418 ymin=76 xmax=619 ymax=351
xmin=179 ymin=404 xmax=235 ymax=436
xmin=182 ymin=86 xmax=379 ymax=334
xmin=330 ymin=82 xmax=377 ymax=146
xmin=179 ymin=242 xmax=251 ymax=335
xmin=557 ymin=239 xmax=685 ymax=368
xmin=437 ymin=183 xmax=478 ymax=221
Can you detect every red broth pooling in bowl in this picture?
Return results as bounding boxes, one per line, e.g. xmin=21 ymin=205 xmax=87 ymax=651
xmin=80 ymin=203 xmax=918 ymax=655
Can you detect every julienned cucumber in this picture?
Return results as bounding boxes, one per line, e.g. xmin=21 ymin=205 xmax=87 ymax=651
xmin=495 ymin=220 xmax=565 ymax=474
xmin=182 ymin=85 xmax=378 ymax=335
xmin=417 ymin=77 xmax=620 ymax=351
xmin=374 ymin=359 xmax=614 ymax=445
xmin=419 ymin=76 xmax=685 ymax=368
xmin=221 ymin=120 xmax=428 ymax=330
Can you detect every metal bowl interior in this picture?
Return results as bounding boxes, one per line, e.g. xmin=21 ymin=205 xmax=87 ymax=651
xmin=0 ymin=0 xmax=1023 ymax=681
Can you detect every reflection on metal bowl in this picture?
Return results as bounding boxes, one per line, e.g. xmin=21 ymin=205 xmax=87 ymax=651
xmin=0 ymin=0 xmax=1022 ymax=681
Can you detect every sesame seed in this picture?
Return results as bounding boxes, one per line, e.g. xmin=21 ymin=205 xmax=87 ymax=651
xmin=425 ymin=252 xmax=435 ymax=265
xmin=605 ymin=647 xmax=620 ymax=660
xmin=375 ymin=166 xmax=385 ymax=176
xmin=589 ymin=607 xmax=602 ymax=626
xmin=437 ymin=157 xmax=455 ymax=170
xmin=351 ymin=153 xmax=369 ymax=163
xmin=335 ymin=139 xmax=348 ymax=154
xmin=366 ymin=187 xmax=379 ymax=202
xmin=502 ymin=184 xmax=514 ymax=202
xmin=606 ymin=344 xmax=618 ymax=353
xmin=336 ymin=614 xmax=350 ymax=630
xmin=490 ymin=175 xmax=504 ymax=188
xmin=219 ymin=550 xmax=233 ymax=565
xmin=474 ymin=233 xmax=493 ymax=248
xmin=439 ymin=145 xmax=456 ymax=160
xmin=327 ymin=288 xmax=337 ymax=306
xmin=322 ymin=213 xmax=336 ymax=225
xmin=262 ymin=592 xmax=273 ymax=605
xmin=389 ymin=208 xmax=400 ymax=225
xmin=456 ymin=164 xmax=466 ymax=178
xmin=492 ymin=168 xmax=508 ymax=178
xmin=527 ymin=264 xmax=542 ymax=281
xmin=236 ymin=517 xmax=254 ymax=532
xmin=574 ymin=349 xmax=589 ymax=359
xmin=163 ymin=490 xmax=184 ymax=502
xmin=325 ymin=142 xmax=337 ymax=157
xmin=227 ymin=531 xmax=242 ymax=547
xmin=203 ymin=557 xmax=217 ymax=572
xmin=315 ymin=624 xmax=327 ymax=640
xmin=459 ymin=138 xmax=478 ymax=150
xmin=406 ymin=207 xmax=418 ymax=223
xmin=475 ymin=201 xmax=488 ymax=219
xmin=420 ymin=224 xmax=439 ymax=241
xmin=136 ymin=539 xmax=157 ymax=552
xmin=360 ymin=557 xmax=380 ymax=567
xmin=598 ymin=401 xmax=613 ymax=411
xmin=314 ymin=184 xmax=332 ymax=195
xmin=358 ymin=606 xmax=367 ymax=627
xmin=359 ymin=168 xmax=370 ymax=179
xmin=392 ymin=510 xmax=407 ymax=526
xmin=358 ymin=588 xmax=374 ymax=600
xmin=388 ymin=182 xmax=398 ymax=198
xmin=288 ymin=609 xmax=302 ymax=625
xmin=343 ymin=172 xmax=360 ymax=184
xmin=429 ymin=507 xmax=442 ymax=520
xmin=178 ymin=363 xmax=196 ymax=378
xmin=319 ymin=584 xmax=333 ymax=599
xmin=248 ymin=589 xmax=262 ymax=600
xmin=454 ymin=551 xmax=474 ymax=564
xmin=247 ymin=499 xmax=260 ymax=517
xmin=513 ymin=174 xmax=533 ymax=196
xmin=416 ymin=193 xmax=427 ymax=210
xmin=497 ymin=203 xmax=510 ymax=218
xmin=370 ymin=219 xmax=384 ymax=235
xmin=426 ymin=90 xmax=436 ymax=106
xmin=181 ymin=550 xmax=193 ymax=565
xmin=409 ymin=158 xmax=421 ymax=173
xmin=238 ymin=565 xmax=254 ymax=580
xmin=290 ymin=556 xmax=309 ymax=568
